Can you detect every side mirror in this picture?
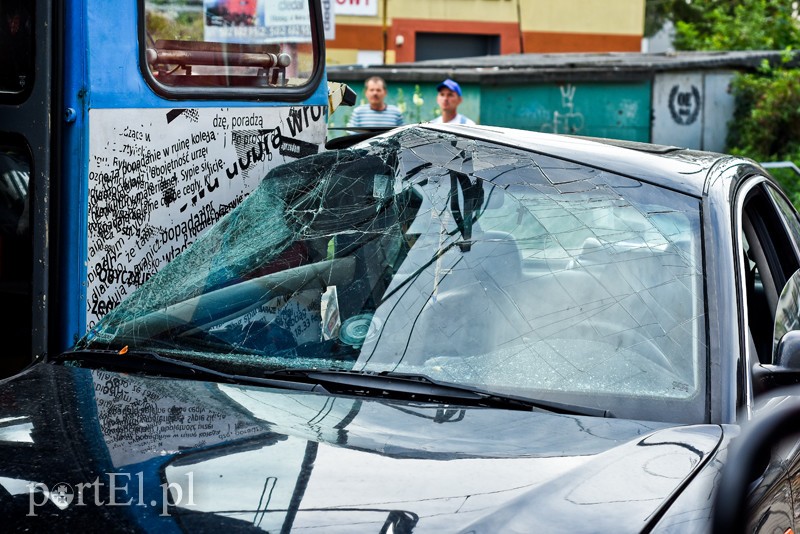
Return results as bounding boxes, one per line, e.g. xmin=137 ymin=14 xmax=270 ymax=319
xmin=775 ymin=330 xmax=800 ymax=368
xmin=772 ymin=269 xmax=800 ymax=361
xmin=752 ymin=270 xmax=800 ymax=393
xmin=327 ymin=81 xmax=357 ymax=113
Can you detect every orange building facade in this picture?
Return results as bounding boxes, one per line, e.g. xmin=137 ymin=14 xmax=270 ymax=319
xmin=327 ymin=0 xmax=645 ymax=65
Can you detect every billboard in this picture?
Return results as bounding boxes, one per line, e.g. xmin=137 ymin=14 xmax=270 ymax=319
xmin=335 ymin=0 xmax=378 ymax=17
xmin=204 ymin=0 xmax=322 ymax=43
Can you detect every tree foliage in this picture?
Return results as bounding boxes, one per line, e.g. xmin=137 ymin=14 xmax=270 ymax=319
xmin=646 ymin=0 xmax=800 ymax=204
xmin=644 ymin=0 xmax=697 ymax=37
xmin=728 ymin=62 xmax=800 ymax=158
xmin=145 ymin=10 xmax=203 ymax=42
xmin=727 ymin=63 xmax=800 ymax=205
xmin=646 ymin=0 xmax=800 ymax=50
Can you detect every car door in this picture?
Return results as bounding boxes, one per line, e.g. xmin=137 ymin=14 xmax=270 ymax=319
xmin=735 ymin=175 xmax=800 ymax=532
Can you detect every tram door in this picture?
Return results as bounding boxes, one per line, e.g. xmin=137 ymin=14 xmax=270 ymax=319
xmin=0 ymin=0 xmax=49 ymax=376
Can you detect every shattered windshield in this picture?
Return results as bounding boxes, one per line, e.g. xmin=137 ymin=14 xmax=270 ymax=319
xmin=78 ymin=127 xmax=707 ymax=423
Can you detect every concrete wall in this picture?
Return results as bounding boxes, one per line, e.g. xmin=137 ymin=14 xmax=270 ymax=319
xmin=518 ymin=0 xmax=645 ymax=53
xmin=327 ymin=0 xmax=645 ymax=65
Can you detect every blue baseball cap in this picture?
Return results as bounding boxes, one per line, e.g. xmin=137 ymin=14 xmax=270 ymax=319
xmin=436 ymin=78 xmax=462 ymax=97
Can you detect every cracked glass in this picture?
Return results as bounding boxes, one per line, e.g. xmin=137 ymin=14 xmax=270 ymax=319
xmin=78 ymin=127 xmax=707 ymax=423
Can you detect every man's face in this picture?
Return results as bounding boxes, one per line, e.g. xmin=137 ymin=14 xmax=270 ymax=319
xmin=437 ymin=88 xmax=462 ymax=113
xmin=365 ymin=80 xmax=387 ymax=109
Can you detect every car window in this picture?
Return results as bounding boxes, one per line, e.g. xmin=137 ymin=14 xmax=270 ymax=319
xmin=78 ymin=128 xmax=708 ymax=424
xmin=767 ymin=185 xmax=800 ymax=257
xmin=0 ymin=139 xmax=32 ymax=372
xmin=739 ymin=182 xmax=800 ymax=365
xmin=0 ymin=1 xmax=33 ymax=100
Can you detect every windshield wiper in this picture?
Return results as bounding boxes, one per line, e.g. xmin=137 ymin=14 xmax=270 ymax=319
xmin=48 ymin=349 xmax=330 ymax=393
xmin=48 ymin=352 xmax=611 ymax=417
xmin=265 ymin=369 xmax=613 ymax=417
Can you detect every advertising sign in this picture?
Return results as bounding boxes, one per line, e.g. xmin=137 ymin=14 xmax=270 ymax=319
xmin=204 ymin=0 xmax=315 ymax=43
xmin=334 ymin=0 xmax=378 ymax=17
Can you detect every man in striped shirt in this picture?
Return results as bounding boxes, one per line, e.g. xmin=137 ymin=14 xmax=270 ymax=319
xmin=430 ymin=79 xmax=475 ymax=126
xmin=346 ymin=76 xmax=404 ymax=129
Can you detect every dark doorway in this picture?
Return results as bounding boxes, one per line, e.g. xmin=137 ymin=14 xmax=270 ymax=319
xmin=415 ymin=33 xmax=500 ymax=61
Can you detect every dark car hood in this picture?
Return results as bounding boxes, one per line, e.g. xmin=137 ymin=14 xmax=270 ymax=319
xmin=0 ymin=364 xmax=722 ymax=532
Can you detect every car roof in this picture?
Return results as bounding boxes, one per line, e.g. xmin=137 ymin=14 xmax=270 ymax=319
xmin=413 ymin=123 xmax=737 ymax=198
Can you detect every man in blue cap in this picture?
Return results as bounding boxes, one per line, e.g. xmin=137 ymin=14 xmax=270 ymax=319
xmin=431 ymin=79 xmax=475 ymax=125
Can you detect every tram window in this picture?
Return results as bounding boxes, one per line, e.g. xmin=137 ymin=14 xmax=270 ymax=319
xmin=142 ymin=0 xmax=320 ymax=94
xmin=0 ymin=1 xmax=34 ymax=98
xmin=0 ymin=139 xmax=32 ymax=375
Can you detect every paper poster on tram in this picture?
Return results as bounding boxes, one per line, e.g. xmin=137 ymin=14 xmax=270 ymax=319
xmin=86 ymin=105 xmax=326 ymax=328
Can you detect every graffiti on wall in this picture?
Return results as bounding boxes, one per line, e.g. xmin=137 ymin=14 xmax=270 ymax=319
xmin=542 ymin=84 xmax=585 ymax=134
xmin=668 ymin=85 xmax=701 ymax=126
xmin=87 ymin=106 xmax=326 ymax=328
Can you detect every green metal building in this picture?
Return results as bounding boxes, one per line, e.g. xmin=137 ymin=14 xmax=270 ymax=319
xmin=328 ymin=51 xmax=797 ymax=151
